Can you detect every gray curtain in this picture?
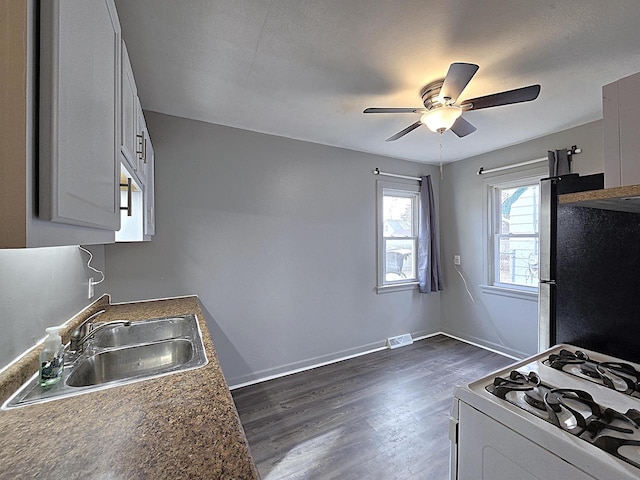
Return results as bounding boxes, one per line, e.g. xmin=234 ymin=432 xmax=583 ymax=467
xmin=418 ymin=175 xmax=443 ymax=293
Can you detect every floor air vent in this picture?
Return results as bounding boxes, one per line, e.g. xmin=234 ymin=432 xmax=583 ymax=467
xmin=386 ymin=333 xmax=413 ymax=349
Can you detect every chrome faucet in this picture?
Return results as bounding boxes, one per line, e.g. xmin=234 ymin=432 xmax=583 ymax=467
xmin=68 ymin=309 xmax=131 ymax=354
xmin=69 ymin=309 xmax=106 ymax=352
xmin=74 ymin=320 xmax=131 ymax=351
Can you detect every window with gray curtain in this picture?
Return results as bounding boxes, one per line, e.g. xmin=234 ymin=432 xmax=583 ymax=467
xmin=376 ymin=177 xmax=442 ymax=293
xmin=376 ymin=180 xmax=419 ymax=292
xmin=417 ymin=175 xmax=442 ymax=293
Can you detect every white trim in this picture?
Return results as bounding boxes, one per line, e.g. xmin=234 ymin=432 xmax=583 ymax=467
xmin=439 ymin=332 xmax=522 ymax=360
xmin=229 ymin=344 xmax=389 ymax=390
xmin=0 ymin=294 xmax=206 ymax=376
xmin=0 ymin=295 xmax=112 ymax=376
xmin=480 ymin=284 xmax=538 ymax=301
xmin=228 ymin=331 xmax=519 ymax=390
xmin=376 ymin=282 xmax=419 ymax=293
xmin=0 ymin=342 xmax=43 ymax=378
xmin=376 ymin=180 xmax=420 ymax=290
xmin=110 ymin=293 xmax=199 ymax=304
xmin=413 ymin=332 xmax=442 ymax=342
xmin=482 ymin=168 xmax=546 ymax=291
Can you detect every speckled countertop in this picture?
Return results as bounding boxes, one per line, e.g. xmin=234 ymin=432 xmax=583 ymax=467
xmin=559 ymin=184 xmax=640 ymax=213
xmin=0 ymin=295 xmax=260 ymax=480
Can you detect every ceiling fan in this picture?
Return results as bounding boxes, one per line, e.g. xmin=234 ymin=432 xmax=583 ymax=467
xmin=363 ymin=62 xmax=541 ymax=141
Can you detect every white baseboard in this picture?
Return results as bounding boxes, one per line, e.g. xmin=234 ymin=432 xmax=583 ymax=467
xmin=229 ymin=343 xmax=387 ymax=390
xmin=228 ymin=330 xmax=521 ymax=390
xmin=439 ymin=330 xmax=525 ymax=360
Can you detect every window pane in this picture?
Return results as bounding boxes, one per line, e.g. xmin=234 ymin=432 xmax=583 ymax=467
xmin=385 ymin=238 xmax=416 ymax=281
xmin=383 ymin=194 xmax=413 ymax=237
xmin=497 ymin=236 xmax=539 ymax=286
xmin=378 ymin=184 xmax=419 ymax=288
xmin=499 ymin=185 xmax=538 ymax=235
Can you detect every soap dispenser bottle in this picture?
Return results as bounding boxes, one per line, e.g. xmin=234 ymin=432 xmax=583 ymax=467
xmin=40 ymin=326 xmax=65 ymax=387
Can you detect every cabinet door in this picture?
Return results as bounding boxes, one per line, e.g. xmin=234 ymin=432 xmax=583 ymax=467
xmin=602 ymin=81 xmax=621 ymax=188
xmin=618 ymin=72 xmax=640 ymax=187
xmin=135 ymin=97 xmax=148 ymax=184
xmin=115 ymin=160 xmax=144 ymax=242
xmin=39 ymin=0 xmax=121 ymax=230
xmin=144 ymin=140 xmax=155 ymax=237
xmin=121 ymin=41 xmax=138 ymax=173
xmin=603 ymin=71 xmax=640 ymax=188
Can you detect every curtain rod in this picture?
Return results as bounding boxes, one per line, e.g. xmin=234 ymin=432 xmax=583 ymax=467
xmin=477 ymin=157 xmax=546 ymax=175
xmin=477 ymin=146 xmax=582 ymax=176
xmin=373 ymin=168 xmax=422 ymax=182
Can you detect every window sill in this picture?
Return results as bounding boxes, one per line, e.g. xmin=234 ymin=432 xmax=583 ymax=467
xmin=479 ymin=285 xmax=538 ymax=302
xmin=376 ymin=282 xmax=419 ymax=294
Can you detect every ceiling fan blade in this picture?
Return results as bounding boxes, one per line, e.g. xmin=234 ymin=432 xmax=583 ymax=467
xmin=463 ymin=84 xmax=541 ymax=111
xmin=450 ymin=116 xmax=477 ymax=138
xmin=385 ymin=121 xmax=423 ymax=142
xmin=440 ymin=63 xmax=479 ymax=103
xmin=364 ymin=107 xmax=425 ymax=114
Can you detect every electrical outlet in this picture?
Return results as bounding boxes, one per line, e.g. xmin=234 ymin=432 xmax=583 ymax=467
xmin=454 ymin=255 xmax=461 ymax=265
xmin=88 ymin=277 xmax=94 ymax=299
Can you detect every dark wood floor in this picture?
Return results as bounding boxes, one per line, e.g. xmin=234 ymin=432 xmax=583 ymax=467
xmin=232 ymin=335 xmax=513 ymax=480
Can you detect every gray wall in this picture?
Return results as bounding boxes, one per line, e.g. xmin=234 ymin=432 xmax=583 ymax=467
xmin=0 ymin=114 xmax=609 ymax=384
xmin=439 ymin=120 xmax=604 ymax=358
xmin=103 ymin=112 xmax=442 ymax=386
xmin=0 ymin=245 xmax=106 ymax=369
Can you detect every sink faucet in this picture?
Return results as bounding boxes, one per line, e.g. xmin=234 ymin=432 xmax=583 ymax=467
xmin=68 ymin=309 xmax=131 ymax=354
xmin=69 ymin=309 xmax=106 ymax=352
xmin=74 ymin=320 xmax=131 ymax=351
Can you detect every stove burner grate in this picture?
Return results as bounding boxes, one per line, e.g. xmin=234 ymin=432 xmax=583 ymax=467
xmin=487 ymin=369 xmax=640 ymax=471
xmin=580 ymin=362 xmax=600 ymax=378
xmin=545 ymin=349 xmax=640 ymax=397
xmin=524 ymin=388 xmax=547 ymax=411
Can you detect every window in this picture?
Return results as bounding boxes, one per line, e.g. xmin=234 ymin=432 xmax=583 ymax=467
xmin=489 ymin=179 xmax=540 ymax=291
xmin=377 ymin=181 xmax=419 ymax=290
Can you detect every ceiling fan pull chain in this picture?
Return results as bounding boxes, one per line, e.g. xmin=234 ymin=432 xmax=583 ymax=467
xmin=439 ymin=136 xmax=443 ymax=179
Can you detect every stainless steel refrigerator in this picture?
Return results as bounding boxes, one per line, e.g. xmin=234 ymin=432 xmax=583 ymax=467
xmin=538 ymin=173 xmax=604 ymax=351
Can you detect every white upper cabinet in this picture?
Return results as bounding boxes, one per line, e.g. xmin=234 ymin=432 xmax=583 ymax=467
xmin=117 ymin=47 xmax=156 ymax=242
xmin=603 ymin=71 xmax=640 ymax=188
xmin=121 ymin=41 xmax=138 ymax=174
xmin=115 ymin=160 xmax=145 ymax=242
xmin=39 ymin=0 xmax=121 ymax=232
xmin=114 ymin=68 xmax=155 ymax=242
xmin=135 ymin=96 xmax=149 ymax=184
xmin=1 ymin=0 xmax=154 ymax=248
xmin=144 ymin=139 xmax=156 ymax=238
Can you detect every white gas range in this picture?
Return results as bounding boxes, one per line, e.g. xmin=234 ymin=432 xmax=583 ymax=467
xmin=449 ymin=345 xmax=640 ymax=480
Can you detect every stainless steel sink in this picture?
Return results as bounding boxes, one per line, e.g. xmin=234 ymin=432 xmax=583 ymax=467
xmin=67 ymin=339 xmax=195 ymax=387
xmin=93 ymin=316 xmax=193 ymax=348
xmin=2 ymin=314 xmax=208 ymax=409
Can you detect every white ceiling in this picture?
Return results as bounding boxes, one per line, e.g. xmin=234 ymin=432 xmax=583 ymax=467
xmin=114 ymin=0 xmax=640 ymax=164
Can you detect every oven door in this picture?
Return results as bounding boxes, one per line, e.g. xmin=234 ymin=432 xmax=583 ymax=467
xmin=454 ymin=403 xmax=596 ymax=480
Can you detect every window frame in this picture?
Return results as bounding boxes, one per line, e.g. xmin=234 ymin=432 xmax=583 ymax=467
xmin=376 ymin=180 xmax=420 ymax=293
xmin=482 ymin=168 xmax=546 ymax=299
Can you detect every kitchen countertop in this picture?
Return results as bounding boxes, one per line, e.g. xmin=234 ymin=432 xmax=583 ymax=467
xmin=559 ymin=183 xmax=640 ymax=213
xmin=0 ymin=295 xmax=260 ymax=480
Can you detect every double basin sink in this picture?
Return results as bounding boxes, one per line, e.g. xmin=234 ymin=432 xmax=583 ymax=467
xmin=3 ymin=314 xmax=208 ymax=409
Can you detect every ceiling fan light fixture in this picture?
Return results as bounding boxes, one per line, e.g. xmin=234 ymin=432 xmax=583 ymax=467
xmin=420 ymin=105 xmax=462 ymax=133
